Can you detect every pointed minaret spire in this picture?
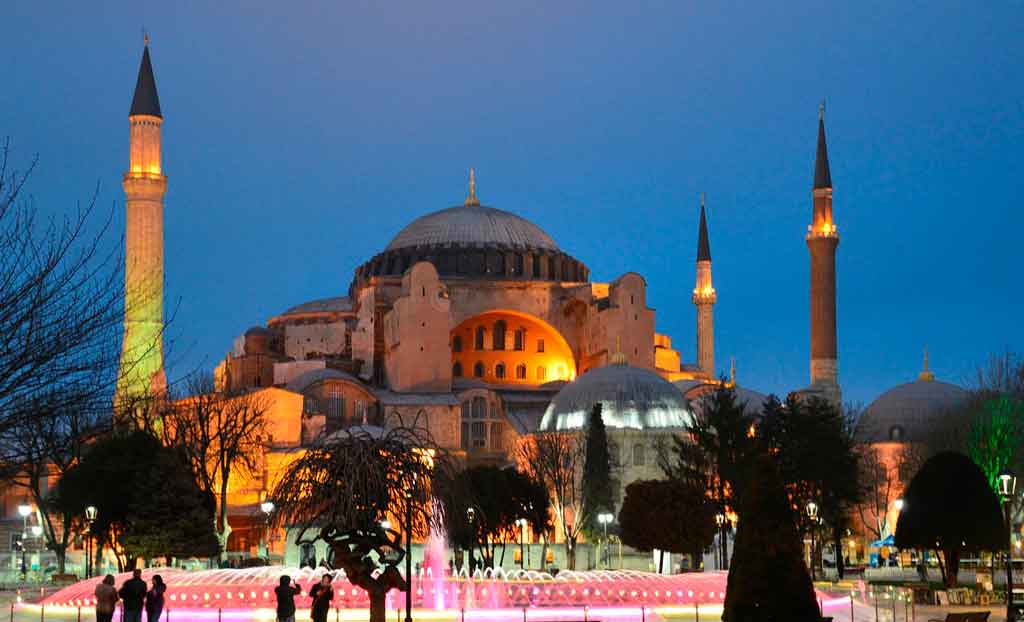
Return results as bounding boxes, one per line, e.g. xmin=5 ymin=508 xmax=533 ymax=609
xmin=693 ymin=194 xmax=716 ymax=377
xmin=729 ymin=357 xmax=736 ymax=386
xmin=918 ymin=346 xmax=935 ymax=382
xmin=697 ymin=193 xmax=711 ymax=262
xmin=130 ymin=38 xmax=162 ymax=118
xmin=464 ymin=168 xmax=480 ymax=206
xmin=814 ymin=101 xmax=831 ymax=190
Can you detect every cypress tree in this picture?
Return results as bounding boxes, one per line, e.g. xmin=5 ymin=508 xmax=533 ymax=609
xmin=582 ymin=402 xmax=615 ymax=539
xmin=723 ymin=455 xmax=820 ymax=622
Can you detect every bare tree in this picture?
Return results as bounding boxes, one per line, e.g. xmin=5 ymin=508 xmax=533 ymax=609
xmin=0 ymin=140 xmax=136 ymax=444
xmin=162 ymin=374 xmax=270 ymax=558
xmin=517 ymin=432 xmax=586 ymax=569
xmin=0 ymin=396 xmax=109 ymax=573
xmin=855 ymin=445 xmax=920 ymax=541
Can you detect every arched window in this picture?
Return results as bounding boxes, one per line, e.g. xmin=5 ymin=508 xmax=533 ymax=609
xmin=514 ymin=328 xmax=525 ymax=351
xmin=516 ymin=363 xmax=527 ymax=380
xmin=889 ymin=425 xmax=905 ymax=441
xmin=473 ymin=361 xmax=485 ymax=378
xmin=537 ymin=339 xmax=545 ymax=353
xmin=490 ymin=422 xmax=504 ymax=451
xmin=475 ymin=327 xmax=486 ymax=350
xmin=493 ymin=321 xmax=507 ymax=350
xmin=633 ymin=443 xmax=646 ymax=466
xmin=495 ymin=363 xmax=506 ymax=379
xmin=452 ymin=362 xmax=463 ymax=377
xmin=326 ymin=387 xmax=345 ymax=432
xmin=452 ymin=335 xmax=462 ymax=353
xmin=472 ymin=397 xmax=487 ymax=419
xmin=536 ymin=366 xmax=547 ymax=381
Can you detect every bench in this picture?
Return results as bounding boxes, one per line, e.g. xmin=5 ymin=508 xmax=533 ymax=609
xmin=928 ymin=612 xmax=991 ymax=622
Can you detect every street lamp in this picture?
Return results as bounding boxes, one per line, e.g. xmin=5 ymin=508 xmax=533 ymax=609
xmin=260 ymin=500 xmax=274 ymax=559
xmin=380 ymin=520 xmax=392 ymax=531
xmin=715 ymin=513 xmax=727 ymax=570
xmin=515 ymin=518 xmax=528 ymax=569
xmin=806 ymin=501 xmax=819 ymax=581
xmin=17 ymin=503 xmax=31 ymax=581
xmin=999 ymin=470 xmax=1017 ymax=622
xmin=598 ymin=513 xmax=614 ymax=568
xmin=404 ymin=473 xmax=418 ymax=622
xmin=84 ymin=505 xmax=98 ymax=578
xmin=466 ymin=507 xmax=476 ymax=574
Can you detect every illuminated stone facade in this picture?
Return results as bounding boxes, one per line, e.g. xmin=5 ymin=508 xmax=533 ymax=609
xmin=116 ymin=43 xmax=167 ymax=406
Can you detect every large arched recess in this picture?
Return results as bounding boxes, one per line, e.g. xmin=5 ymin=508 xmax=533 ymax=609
xmin=450 ymin=310 xmax=576 ymax=386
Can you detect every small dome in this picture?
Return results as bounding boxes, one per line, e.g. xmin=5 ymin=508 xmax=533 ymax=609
xmin=673 ymin=379 xmax=771 ymax=416
xmin=281 ymin=297 xmax=352 ymax=316
xmin=385 ymin=205 xmax=559 ymax=252
xmin=244 ymin=325 xmax=272 ymax=337
xmin=855 ymin=378 xmax=968 ymax=444
xmin=538 ymin=365 xmax=693 ymax=432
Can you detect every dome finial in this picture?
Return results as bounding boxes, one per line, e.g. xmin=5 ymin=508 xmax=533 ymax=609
xmin=143 ymin=27 xmax=150 ymax=47
xmin=919 ymin=346 xmax=935 ymax=382
xmin=465 ymin=168 xmax=480 ymax=206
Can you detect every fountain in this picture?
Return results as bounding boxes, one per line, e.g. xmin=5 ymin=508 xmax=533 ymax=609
xmin=29 ymin=565 xmax=850 ymax=621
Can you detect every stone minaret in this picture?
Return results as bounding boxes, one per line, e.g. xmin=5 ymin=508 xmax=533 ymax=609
xmin=116 ymin=40 xmax=167 ymax=406
xmin=806 ymin=105 xmax=840 ymax=402
xmin=692 ymin=193 xmax=716 ymax=377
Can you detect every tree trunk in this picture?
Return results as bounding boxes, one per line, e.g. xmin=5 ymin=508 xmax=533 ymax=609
xmin=369 ymin=589 xmax=387 ymax=622
xmin=566 ymin=538 xmax=576 ymax=570
xmin=540 ymin=535 xmax=548 ymax=571
xmin=658 ymin=549 xmax=665 ymax=574
xmin=943 ymin=547 xmax=960 ymax=588
xmin=833 ymin=529 xmax=845 ymax=579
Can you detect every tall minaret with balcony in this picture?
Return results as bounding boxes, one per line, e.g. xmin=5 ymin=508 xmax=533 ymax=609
xmin=693 ymin=194 xmax=716 ymax=378
xmin=116 ymin=39 xmax=167 ymax=407
xmin=806 ymin=105 xmax=840 ymax=402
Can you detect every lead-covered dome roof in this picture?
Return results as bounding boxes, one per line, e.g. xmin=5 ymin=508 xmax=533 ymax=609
xmin=854 ymin=378 xmax=968 ymax=444
xmin=538 ymin=364 xmax=693 ymax=432
xmin=386 ymin=205 xmax=559 ymax=252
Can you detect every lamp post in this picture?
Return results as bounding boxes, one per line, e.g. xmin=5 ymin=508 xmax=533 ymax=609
xmin=999 ymin=470 xmax=1017 ymax=622
xmin=260 ymin=500 xmax=274 ymax=559
xmin=84 ymin=505 xmax=97 ymax=578
xmin=17 ymin=503 xmax=31 ymax=581
xmin=466 ymin=507 xmax=476 ymax=574
xmin=806 ymin=501 xmax=819 ymax=581
xmin=597 ymin=513 xmax=614 ymax=568
xmin=515 ymin=518 xmax=528 ymax=569
xmin=405 ymin=473 xmax=418 ymax=622
xmin=715 ymin=513 xmax=726 ymax=570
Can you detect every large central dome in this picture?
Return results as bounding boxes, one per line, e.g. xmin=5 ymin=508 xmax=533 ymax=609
xmin=385 ymin=204 xmax=559 ymax=252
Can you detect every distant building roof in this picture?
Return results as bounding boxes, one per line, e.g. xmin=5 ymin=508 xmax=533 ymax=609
xmin=281 ymin=296 xmax=352 ymax=316
xmin=285 ymin=368 xmax=363 ymax=394
xmin=854 ymin=378 xmax=968 ymax=444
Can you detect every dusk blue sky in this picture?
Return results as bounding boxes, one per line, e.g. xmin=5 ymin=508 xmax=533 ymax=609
xmin=3 ymin=1 xmax=1021 ymax=406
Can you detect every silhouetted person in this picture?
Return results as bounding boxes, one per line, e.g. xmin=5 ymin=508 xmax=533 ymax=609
xmin=94 ymin=574 xmax=118 ymax=622
xmin=275 ymin=575 xmax=302 ymax=622
xmin=118 ymin=569 xmax=147 ymax=622
xmin=308 ymin=575 xmax=334 ymax=622
xmin=145 ymin=574 xmax=165 ymax=622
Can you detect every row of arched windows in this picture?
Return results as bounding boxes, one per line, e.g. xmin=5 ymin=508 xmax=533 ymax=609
xmin=459 ymin=396 xmax=505 ymax=452
xmin=452 ymin=361 xmax=547 ymax=381
xmin=451 ymin=324 xmax=531 ymax=353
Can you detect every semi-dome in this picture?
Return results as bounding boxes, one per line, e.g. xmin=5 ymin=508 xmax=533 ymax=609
xmin=385 ymin=204 xmax=559 ymax=252
xmin=538 ymin=364 xmax=693 ymax=432
xmin=854 ymin=378 xmax=968 ymax=444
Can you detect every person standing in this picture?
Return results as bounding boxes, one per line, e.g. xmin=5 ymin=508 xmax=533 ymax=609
xmin=94 ymin=575 xmax=119 ymax=622
xmin=118 ymin=569 xmax=148 ymax=622
xmin=308 ymin=575 xmax=334 ymax=622
xmin=145 ymin=574 xmax=166 ymax=622
xmin=274 ymin=575 xmax=302 ymax=622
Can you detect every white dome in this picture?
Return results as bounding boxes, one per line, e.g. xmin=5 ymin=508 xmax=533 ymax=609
xmin=538 ymin=365 xmax=693 ymax=432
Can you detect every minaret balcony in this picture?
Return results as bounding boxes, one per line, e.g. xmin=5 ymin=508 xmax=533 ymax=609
xmin=806 ymin=223 xmax=839 ymax=240
xmin=692 ymin=287 xmax=717 ymax=305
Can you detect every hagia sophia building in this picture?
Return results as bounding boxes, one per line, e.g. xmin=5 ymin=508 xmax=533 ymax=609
xmin=98 ymin=42 xmax=969 ymax=569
